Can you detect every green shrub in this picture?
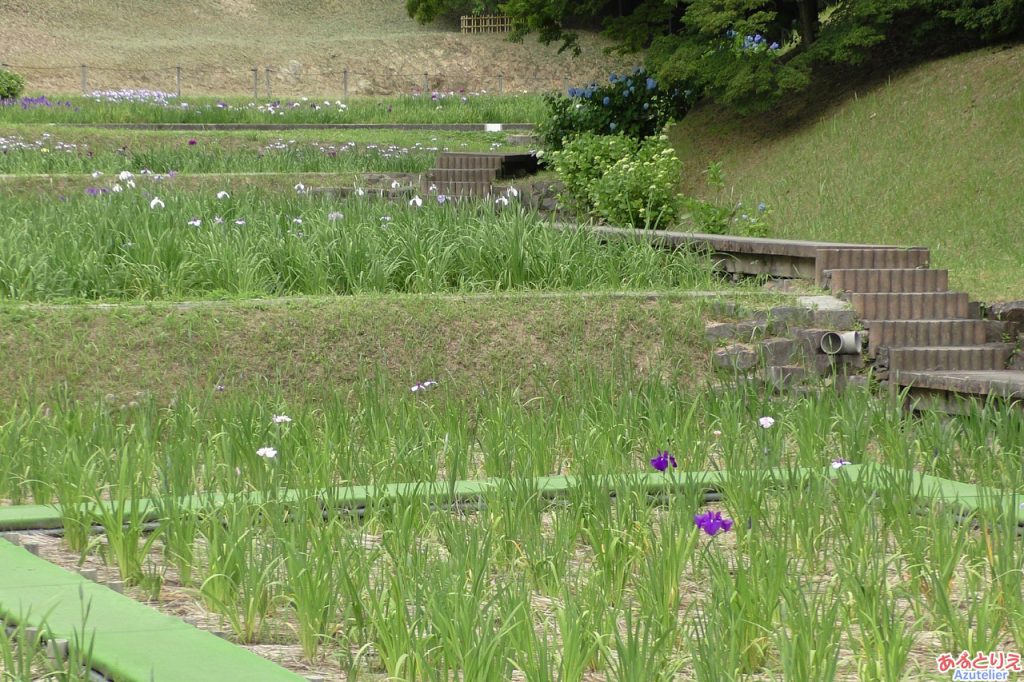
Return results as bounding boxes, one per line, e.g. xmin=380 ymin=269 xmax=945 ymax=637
xmin=0 ymin=68 xmax=25 ymax=100
xmin=590 ymin=136 xmax=683 ymax=230
xmin=549 ymin=133 xmax=683 ymax=229
xmin=547 ymin=133 xmax=639 ymax=217
xmin=538 ymin=67 xmax=694 ymax=150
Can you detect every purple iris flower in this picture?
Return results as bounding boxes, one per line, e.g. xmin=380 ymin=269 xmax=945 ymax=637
xmin=649 ymin=450 xmax=677 ymax=472
xmin=694 ymin=511 xmax=734 ymax=536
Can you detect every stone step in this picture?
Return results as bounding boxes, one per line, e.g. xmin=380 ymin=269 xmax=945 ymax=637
xmin=865 ymin=320 xmax=994 ymax=356
xmin=851 ymin=292 xmax=970 ymax=320
xmin=829 ymin=268 xmax=948 ymax=294
xmin=888 ymin=344 xmax=1015 ymax=372
xmin=815 ymin=247 xmax=930 ymax=286
xmin=766 ymin=365 xmax=808 ymax=389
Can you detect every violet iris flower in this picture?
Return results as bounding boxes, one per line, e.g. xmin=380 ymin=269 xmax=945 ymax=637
xmin=650 ymin=450 xmax=677 ymax=472
xmin=694 ymin=510 xmax=734 ymax=536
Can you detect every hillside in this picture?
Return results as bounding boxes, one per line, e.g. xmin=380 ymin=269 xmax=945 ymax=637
xmin=670 ymin=43 xmax=1024 ymax=302
xmin=0 ymin=0 xmax=629 ymax=96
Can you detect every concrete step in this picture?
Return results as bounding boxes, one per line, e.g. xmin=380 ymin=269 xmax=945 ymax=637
xmin=851 ymin=292 xmax=970 ymax=320
xmin=865 ymin=319 xmax=994 ymax=356
xmin=428 ymin=168 xmax=499 ymax=183
xmin=815 ymin=247 xmax=930 ymax=286
xmin=888 ymin=344 xmax=1015 ymax=372
xmin=434 ymin=153 xmax=504 ymax=171
xmin=829 ymin=268 xmax=948 ymax=294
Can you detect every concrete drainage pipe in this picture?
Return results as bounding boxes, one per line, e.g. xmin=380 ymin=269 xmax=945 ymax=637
xmin=820 ymin=330 xmax=862 ymax=355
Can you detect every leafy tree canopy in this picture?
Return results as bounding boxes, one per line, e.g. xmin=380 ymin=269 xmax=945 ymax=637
xmin=415 ymin=0 xmax=1023 ymax=111
xmin=406 ymin=0 xmax=503 ymax=24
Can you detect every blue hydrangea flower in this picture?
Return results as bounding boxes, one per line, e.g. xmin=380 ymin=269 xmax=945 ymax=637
xmin=646 ymin=77 xmax=656 ymax=91
xmin=609 ymin=122 xmax=617 ymax=131
xmin=602 ymin=96 xmax=610 ymax=106
xmin=770 ymin=42 xmax=780 ymax=50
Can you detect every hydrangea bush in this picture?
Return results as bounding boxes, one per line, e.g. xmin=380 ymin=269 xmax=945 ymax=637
xmin=538 ymin=67 xmax=693 ymax=150
xmin=547 ymin=133 xmax=638 ymax=217
xmin=590 ymin=135 xmax=683 ymax=230
xmin=550 ymin=133 xmax=683 ymax=230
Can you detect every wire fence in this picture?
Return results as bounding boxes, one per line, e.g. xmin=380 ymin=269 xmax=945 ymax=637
xmin=1 ymin=62 xmax=620 ymax=99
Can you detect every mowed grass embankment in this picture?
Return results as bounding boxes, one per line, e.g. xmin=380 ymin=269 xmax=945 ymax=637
xmin=0 ymin=292 xmax=782 ymax=405
xmin=0 ymin=0 xmax=629 ymax=95
xmin=671 ymin=44 xmax=1024 ymax=302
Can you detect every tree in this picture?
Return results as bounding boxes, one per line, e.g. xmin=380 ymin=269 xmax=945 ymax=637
xmin=406 ymin=0 xmax=503 ymax=24
xmin=493 ymin=0 xmax=1024 ymax=111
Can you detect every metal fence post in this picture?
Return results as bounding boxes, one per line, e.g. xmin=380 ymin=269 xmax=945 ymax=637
xmin=265 ymin=67 xmax=272 ymax=98
xmin=343 ymin=67 xmax=348 ymax=101
xmin=423 ymin=72 xmax=429 ymax=93
xmin=81 ymin=64 xmax=88 ymax=95
xmin=176 ymin=65 xmax=182 ymax=98
xmin=252 ymin=67 xmax=258 ymax=98
xmin=498 ymin=73 xmax=503 ymax=95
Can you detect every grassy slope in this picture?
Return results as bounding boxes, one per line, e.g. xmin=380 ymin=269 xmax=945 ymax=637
xmin=0 ymin=0 xmax=629 ymax=95
xmin=0 ymin=293 xmax=781 ymax=405
xmin=670 ymin=44 xmax=1024 ymax=302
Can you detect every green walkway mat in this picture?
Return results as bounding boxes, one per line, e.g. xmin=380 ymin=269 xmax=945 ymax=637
xmin=2 ymin=464 xmax=1021 ymax=532
xmin=0 ymin=539 xmax=304 ymax=681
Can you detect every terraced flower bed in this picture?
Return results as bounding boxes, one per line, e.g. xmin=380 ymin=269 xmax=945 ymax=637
xmin=2 ymin=88 xmax=1023 ymax=682
xmin=2 ymin=380 xmax=1023 ymax=680
xmin=0 ymin=92 xmax=547 ymax=125
xmin=0 ymin=127 xmax=522 ymax=177
xmin=0 ymin=188 xmax=716 ymax=301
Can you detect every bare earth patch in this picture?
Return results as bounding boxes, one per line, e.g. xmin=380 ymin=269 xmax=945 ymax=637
xmin=0 ymin=0 xmax=632 ymax=96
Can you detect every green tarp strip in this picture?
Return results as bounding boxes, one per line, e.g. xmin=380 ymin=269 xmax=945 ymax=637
xmin=0 ymin=540 xmax=305 ymax=681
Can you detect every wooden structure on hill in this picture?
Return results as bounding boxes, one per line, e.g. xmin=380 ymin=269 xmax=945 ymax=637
xmin=460 ymin=14 xmax=513 ymax=33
